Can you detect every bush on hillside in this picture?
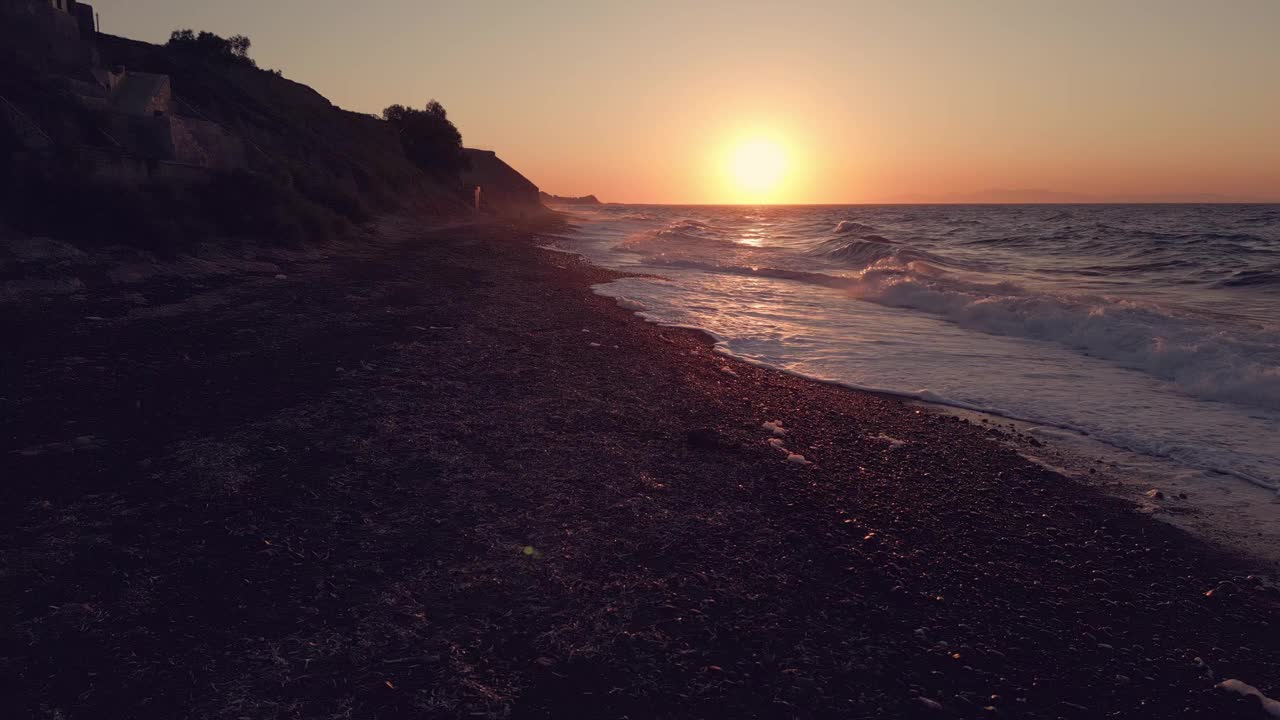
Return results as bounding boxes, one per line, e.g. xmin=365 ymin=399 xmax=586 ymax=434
xmin=166 ymin=30 xmax=257 ymax=68
xmin=382 ymin=100 xmax=468 ymax=181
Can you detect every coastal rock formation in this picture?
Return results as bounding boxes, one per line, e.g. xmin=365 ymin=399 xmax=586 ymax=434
xmin=539 ymin=191 xmax=602 ymax=205
xmin=461 ymin=148 xmax=542 ymax=214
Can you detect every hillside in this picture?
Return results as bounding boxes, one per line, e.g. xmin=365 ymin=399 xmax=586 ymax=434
xmin=95 ymin=34 xmax=452 ymax=216
xmin=0 ymin=27 xmax=466 ymax=251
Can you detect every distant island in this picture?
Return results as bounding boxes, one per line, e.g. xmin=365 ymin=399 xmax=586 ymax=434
xmin=540 ymin=192 xmax=602 ymax=205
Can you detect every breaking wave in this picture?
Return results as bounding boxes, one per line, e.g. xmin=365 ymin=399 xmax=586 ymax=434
xmin=844 ymin=263 xmax=1280 ymax=412
xmin=833 ymin=220 xmax=878 ymax=235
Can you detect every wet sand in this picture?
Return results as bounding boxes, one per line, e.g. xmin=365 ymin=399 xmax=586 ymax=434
xmin=2 ymin=215 xmax=1278 ymax=718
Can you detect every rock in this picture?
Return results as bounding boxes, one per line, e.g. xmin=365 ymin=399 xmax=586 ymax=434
xmin=1205 ymin=581 xmax=1239 ymax=598
xmin=916 ymin=697 xmax=944 ymax=712
xmin=686 ymin=428 xmax=724 ymax=450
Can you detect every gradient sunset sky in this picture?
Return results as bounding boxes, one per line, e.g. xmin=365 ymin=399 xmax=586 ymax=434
xmin=96 ymin=0 xmax=1280 ymax=204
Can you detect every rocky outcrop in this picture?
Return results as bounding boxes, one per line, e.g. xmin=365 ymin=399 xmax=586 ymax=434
xmin=539 ymin=192 xmax=601 ymax=205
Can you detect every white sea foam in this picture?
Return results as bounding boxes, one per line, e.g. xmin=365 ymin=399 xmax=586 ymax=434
xmin=613 ymin=297 xmax=648 ymax=311
xmin=844 ymin=261 xmax=1280 ymax=412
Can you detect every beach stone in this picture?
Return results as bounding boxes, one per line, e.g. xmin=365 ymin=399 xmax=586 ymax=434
xmin=916 ymin=697 xmax=944 ymax=712
xmin=1207 ymin=581 xmax=1239 ymax=598
xmin=686 ymin=428 xmax=724 ymax=450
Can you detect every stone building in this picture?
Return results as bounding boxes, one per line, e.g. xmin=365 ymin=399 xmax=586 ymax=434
xmin=0 ymin=0 xmax=96 ymax=68
xmin=49 ymin=0 xmax=95 ymax=37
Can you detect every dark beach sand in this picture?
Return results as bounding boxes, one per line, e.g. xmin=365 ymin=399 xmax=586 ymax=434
xmin=2 ymin=216 xmax=1278 ymax=718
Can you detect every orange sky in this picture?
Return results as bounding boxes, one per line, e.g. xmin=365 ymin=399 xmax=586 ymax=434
xmin=98 ymin=0 xmax=1280 ymax=203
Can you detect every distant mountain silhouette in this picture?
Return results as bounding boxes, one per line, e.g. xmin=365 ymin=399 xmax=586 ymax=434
xmin=887 ymin=188 xmax=1264 ymax=204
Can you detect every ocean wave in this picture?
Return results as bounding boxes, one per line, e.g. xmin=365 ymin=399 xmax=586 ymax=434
xmin=615 ymin=219 xmax=734 ymax=253
xmin=658 ymin=219 xmax=721 ymax=237
xmin=1074 ymin=259 xmax=1201 ymax=273
xmin=958 ymin=235 xmax=1041 ymax=248
xmin=833 ymin=220 xmax=877 ymax=235
xmin=641 ymin=258 xmax=855 ymax=289
xmin=1217 ymin=268 xmax=1280 ymax=288
xmin=846 ymin=263 xmax=1280 ymax=411
xmin=812 ymin=237 xmax=953 ymax=269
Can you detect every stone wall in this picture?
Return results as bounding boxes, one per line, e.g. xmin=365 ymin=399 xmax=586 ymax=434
xmin=99 ymin=112 xmax=174 ymax=159
xmin=170 ymin=115 xmax=245 ymax=170
xmin=68 ymin=145 xmax=213 ymax=185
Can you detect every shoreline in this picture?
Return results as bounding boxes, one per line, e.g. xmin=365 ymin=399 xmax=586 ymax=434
xmin=598 ymin=300 xmax=1280 ymax=571
xmin=548 ymin=210 xmax=1280 ymax=572
xmin=3 ymin=214 xmax=1279 ymax=718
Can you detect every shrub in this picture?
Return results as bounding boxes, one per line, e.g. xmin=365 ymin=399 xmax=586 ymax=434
xmin=167 ymin=30 xmax=257 ymax=69
xmin=382 ymin=100 xmax=468 ymax=181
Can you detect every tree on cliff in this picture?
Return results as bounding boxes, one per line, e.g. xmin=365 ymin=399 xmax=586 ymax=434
xmin=167 ymin=30 xmax=257 ymax=68
xmin=382 ymin=100 xmax=468 ymax=181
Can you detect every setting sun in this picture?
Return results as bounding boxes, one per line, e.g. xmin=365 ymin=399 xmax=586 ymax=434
xmin=725 ymin=137 xmax=789 ymax=202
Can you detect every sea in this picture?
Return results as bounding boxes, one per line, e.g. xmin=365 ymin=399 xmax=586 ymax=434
xmin=545 ymin=203 xmax=1280 ymax=556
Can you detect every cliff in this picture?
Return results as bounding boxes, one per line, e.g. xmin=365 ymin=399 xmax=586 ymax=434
xmin=461 ymin=148 xmax=541 ymax=213
xmin=0 ymin=21 xmax=466 ymax=251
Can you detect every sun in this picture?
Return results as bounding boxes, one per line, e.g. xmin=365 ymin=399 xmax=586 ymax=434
xmin=726 ymin=137 xmax=789 ymax=201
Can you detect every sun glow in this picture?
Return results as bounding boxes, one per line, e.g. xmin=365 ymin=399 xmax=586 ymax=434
xmin=724 ymin=136 xmax=790 ymax=203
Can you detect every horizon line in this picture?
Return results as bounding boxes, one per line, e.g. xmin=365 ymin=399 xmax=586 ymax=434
xmin=574 ymin=200 xmax=1280 ymax=207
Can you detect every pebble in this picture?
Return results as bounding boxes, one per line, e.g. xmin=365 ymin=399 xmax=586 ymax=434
xmin=916 ymin=697 xmax=944 ymax=711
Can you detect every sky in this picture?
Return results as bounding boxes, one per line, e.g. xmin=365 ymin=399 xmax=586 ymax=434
xmin=95 ymin=0 xmax=1280 ymax=204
